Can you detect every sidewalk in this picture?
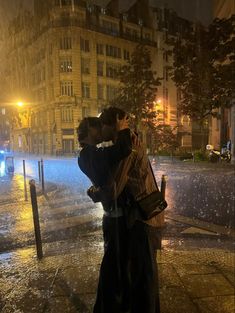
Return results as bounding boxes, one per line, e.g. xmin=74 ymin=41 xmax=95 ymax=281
xmin=0 ymin=175 xmax=234 ymax=313
xmin=0 ymin=238 xmax=234 ymax=313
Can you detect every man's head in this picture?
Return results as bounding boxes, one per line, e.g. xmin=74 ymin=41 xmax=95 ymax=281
xmin=99 ymin=107 xmax=126 ymax=141
xmin=77 ymin=117 xmax=102 ymax=147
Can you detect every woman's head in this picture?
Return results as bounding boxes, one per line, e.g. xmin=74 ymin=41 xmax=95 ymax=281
xmin=99 ymin=107 xmax=126 ymax=141
xmin=77 ymin=117 xmax=102 ymax=146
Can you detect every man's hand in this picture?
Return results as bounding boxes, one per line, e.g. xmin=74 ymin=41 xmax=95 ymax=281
xmin=116 ymin=114 xmax=129 ymax=131
xmin=131 ymin=132 xmax=141 ymax=147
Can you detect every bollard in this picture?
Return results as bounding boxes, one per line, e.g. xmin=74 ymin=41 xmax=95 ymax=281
xmin=23 ymin=160 xmax=28 ymax=201
xmin=29 ymin=179 xmax=43 ymax=259
xmin=161 ymin=175 xmax=167 ymax=199
xmin=156 ymin=174 xmax=167 ymax=249
xmin=41 ymin=158 xmax=45 ymax=194
xmin=38 ymin=161 xmax=41 ymax=182
xmin=192 ymin=152 xmax=195 ymax=162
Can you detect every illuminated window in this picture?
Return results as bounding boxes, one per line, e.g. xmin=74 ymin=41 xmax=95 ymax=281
xmin=60 ymin=58 xmax=72 ymax=72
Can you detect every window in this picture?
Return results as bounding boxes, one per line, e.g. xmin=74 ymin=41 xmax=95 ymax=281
xmin=61 ymin=107 xmax=73 ymax=122
xmin=124 ymin=49 xmax=130 ymax=60
xmin=82 ymin=83 xmax=90 ymax=98
xmin=60 ymin=81 xmax=73 ymax=96
xmin=49 ymin=84 xmax=54 ymax=100
xmin=81 ymin=37 xmax=90 ymax=52
xmin=97 ymin=44 xmax=104 ymax=55
xmin=102 ymin=20 xmax=119 ymax=35
xmin=164 ymin=67 xmax=169 ymax=81
xmin=163 ymin=51 xmax=169 ymax=62
xmin=125 ymin=27 xmax=139 ymax=39
xmin=60 ymin=58 xmax=72 ymax=72
xmin=144 ymin=33 xmax=151 ymax=40
xmin=106 ymin=63 xmax=119 ymax=79
xmin=106 ymin=45 xmax=121 ymax=58
xmin=106 ymin=85 xmax=118 ymax=101
xmin=82 ymin=106 xmax=90 ymax=118
xmin=61 ymin=0 xmax=72 ymax=5
xmin=1 ymin=108 xmax=5 ymax=115
xmin=49 ymin=61 xmax=53 ymax=77
xmin=81 ymin=58 xmax=90 ymax=74
xmin=97 ymin=61 xmax=104 ymax=76
xmin=60 ymin=37 xmax=72 ymax=50
xmin=98 ymin=84 xmax=104 ymax=100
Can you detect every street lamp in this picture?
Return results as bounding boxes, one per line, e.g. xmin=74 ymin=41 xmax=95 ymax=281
xmin=17 ymin=101 xmax=24 ymax=107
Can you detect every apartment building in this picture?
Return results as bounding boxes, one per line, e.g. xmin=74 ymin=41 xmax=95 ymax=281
xmin=4 ymin=0 xmax=192 ymax=155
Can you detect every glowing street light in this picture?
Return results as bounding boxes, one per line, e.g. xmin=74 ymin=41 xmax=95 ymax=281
xmin=17 ymin=101 xmax=24 ymax=107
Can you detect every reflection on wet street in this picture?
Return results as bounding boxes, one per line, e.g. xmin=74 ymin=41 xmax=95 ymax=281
xmin=152 ymin=161 xmax=235 ymax=228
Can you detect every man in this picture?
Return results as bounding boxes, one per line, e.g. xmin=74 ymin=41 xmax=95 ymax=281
xmin=98 ymin=107 xmax=161 ymax=313
xmin=77 ymin=115 xmax=132 ymax=313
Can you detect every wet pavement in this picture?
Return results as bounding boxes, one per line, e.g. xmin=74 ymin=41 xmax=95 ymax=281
xmin=0 ymin=155 xmax=234 ymax=312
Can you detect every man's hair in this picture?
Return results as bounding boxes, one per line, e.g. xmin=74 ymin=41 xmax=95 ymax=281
xmin=99 ymin=107 xmax=126 ymax=126
xmin=77 ymin=117 xmax=101 ymax=145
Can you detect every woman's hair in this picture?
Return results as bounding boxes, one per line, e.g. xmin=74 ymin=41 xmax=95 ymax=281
xmin=77 ymin=117 xmax=101 ymax=146
xmin=99 ymin=107 xmax=126 ymax=126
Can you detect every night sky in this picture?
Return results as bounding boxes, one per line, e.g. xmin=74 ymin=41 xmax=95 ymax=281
xmin=0 ymin=0 xmax=213 ymax=25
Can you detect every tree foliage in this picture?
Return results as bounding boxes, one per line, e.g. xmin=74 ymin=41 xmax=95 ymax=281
xmin=109 ymin=44 xmax=162 ymax=128
xmin=151 ymin=124 xmax=179 ymax=152
xmin=172 ymin=16 xmax=235 ymax=122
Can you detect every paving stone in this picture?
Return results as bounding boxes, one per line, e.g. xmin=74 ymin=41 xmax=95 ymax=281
xmin=46 ymin=297 xmax=78 ymax=313
xmin=158 ymin=263 xmax=183 ymax=287
xmin=159 ymin=286 xmax=198 ymax=313
xmin=195 ymin=295 xmax=235 ymax=313
xmin=77 ymin=293 xmax=96 ymax=313
xmin=60 ymin=265 xmax=100 ymax=294
xmin=174 ymin=263 xmax=218 ymax=276
xmin=220 ymin=269 xmax=235 ymax=287
xmin=181 ymin=274 xmax=234 ymax=298
xmin=2 ymin=289 xmax=46 ymax=313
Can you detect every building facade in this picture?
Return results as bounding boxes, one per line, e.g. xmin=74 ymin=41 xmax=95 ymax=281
xmin=0 ymin=105 xmax=10 ymax=150
xmin=4 ymin=0 xmax=193 ymax=155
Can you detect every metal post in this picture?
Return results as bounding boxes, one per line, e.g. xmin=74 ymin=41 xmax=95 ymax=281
xmin=38 ymin=161 xmax=41 ymax=182
xmin=41 ymin=158 xmax=45 ymax=194
xmin=23 ymin=160 xmax=28 ymax=201
xmin=161 ymin=175 xmax=167 ymax=199
xmin=29 ymin=179 xmax=43 ymax=259
xmin=192 ymin=152 xmax=195 ymax=162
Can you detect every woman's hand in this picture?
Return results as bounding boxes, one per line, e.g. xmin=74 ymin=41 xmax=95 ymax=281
xmin=116 ymin=114 xmax=129 ymax=131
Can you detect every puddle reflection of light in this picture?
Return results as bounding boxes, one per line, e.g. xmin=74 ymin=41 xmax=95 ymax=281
xmin=17 ymin=247 xmax=35 ymax=261
xmin=0 ymin=161 xmax=5 ymax=177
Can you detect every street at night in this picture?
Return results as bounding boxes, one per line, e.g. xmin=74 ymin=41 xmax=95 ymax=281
xmin=0 ymin=155 xmax=234 ymax=312
xmin=0 ymin=0 xmax=235 ymax=312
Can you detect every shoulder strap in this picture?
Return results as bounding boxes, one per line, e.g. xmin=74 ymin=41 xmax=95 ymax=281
xmin=148 ymin=158 xmax=159 ymax=191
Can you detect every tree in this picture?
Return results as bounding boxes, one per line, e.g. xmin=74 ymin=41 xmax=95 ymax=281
xmin=172 ymin=16 xmax=235 ymax=122
xmin=151 ymin=124 xmax=179 ymax=154
xmin=109 ymin=44 xmax=162 ymax=129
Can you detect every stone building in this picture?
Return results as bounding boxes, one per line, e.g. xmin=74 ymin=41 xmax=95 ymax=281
xmin=4 ymin=0 xmax=193 ymax=155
